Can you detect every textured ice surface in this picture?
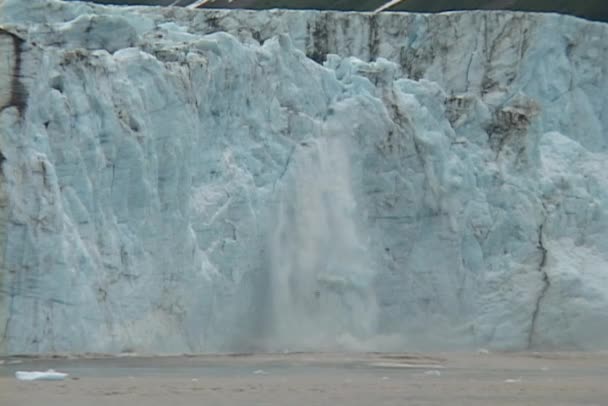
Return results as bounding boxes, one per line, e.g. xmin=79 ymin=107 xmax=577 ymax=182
xmin=0 ymin=0 xmax=607 ymax=354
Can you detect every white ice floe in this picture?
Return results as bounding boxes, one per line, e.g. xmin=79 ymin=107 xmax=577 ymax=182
xmin=15 ymin=369 xmax=69 ymax=381
xmin=372 ymin=363 xmax=446 ymax=369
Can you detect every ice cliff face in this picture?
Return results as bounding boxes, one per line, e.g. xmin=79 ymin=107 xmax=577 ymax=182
xmin=1 ymin=0 xmax=607 ymax=354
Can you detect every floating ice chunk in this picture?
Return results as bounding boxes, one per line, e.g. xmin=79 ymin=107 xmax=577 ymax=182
xmin=371 ymin=363 xmax=445 ymax=369
xmin=253 ymin=369 xmax=268 ymax=375
xmin=15 ymin=369 xmax=68 ymax=381
xmin=424 ymin=370 xmax=442 ymax=377
xmin=504 ymin=377 xmax=523 ymax=384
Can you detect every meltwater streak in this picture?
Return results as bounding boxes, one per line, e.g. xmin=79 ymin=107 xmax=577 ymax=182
xmin=269 ymin=136 xmax=377 ymax=351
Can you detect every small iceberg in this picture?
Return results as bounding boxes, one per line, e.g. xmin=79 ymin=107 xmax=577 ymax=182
xmin=15 ymin=369 xmax=69 ymax=381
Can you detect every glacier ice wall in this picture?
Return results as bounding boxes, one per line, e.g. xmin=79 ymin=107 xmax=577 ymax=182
xmin=0 ymin=0 xmax=607 ymax=353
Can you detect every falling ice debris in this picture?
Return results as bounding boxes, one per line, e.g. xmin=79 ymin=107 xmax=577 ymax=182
xmin=16 ymin=369 xmax=69 ymax=381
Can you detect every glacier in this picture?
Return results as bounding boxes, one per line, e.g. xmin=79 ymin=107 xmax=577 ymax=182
xmin=0 ymin=0 xmax=607 ymax=354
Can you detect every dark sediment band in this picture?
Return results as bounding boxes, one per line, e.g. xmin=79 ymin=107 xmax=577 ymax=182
xmin=0 ymin=28 xmax=27 ymax=116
